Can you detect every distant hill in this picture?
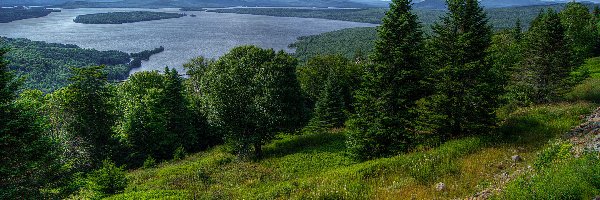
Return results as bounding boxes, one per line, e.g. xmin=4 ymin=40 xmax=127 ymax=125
xmin=54 ymin=0 xmax=371 ymax=8
xmin=413 ymin=0 xmax=446 ymax=10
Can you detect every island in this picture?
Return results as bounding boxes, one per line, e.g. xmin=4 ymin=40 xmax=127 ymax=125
xmin=73 ymin=11 xmax=186 ymax=24
xmin=0 ymin=6 xmax=61 ymax=23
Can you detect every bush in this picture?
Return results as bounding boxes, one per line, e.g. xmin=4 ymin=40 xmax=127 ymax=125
xmin=173 ymin=146 xmax=186 ymax=160
xmin=143 ymin=156 xmax=157 ymax=169
xmin=85 ymin=160 xmax=127 ymax=197
xmin=565 ymin=78 xmax=600 ymax=103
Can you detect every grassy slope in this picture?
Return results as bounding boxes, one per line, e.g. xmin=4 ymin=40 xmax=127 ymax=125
xmin=103 ymin=59 xmax=600 ymax=199
xmin=103 ymin=81 xmax=600 ymax=199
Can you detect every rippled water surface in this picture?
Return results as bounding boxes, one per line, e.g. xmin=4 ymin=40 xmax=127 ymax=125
xmin=0 ymin=8 xmax=375 ymax=73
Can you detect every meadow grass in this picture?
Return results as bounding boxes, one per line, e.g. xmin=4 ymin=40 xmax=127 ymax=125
xmin=102 ymin=99 xmax=595 ymax=199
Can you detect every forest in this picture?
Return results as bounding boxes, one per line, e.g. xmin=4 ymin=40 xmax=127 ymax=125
xmin=73 ymin=11 xmax=186 ymax=24
xmin=0 ymin=7 xmax=60 ymax=23
xmin=0 ymin=37 xmax=164 ymax=92
xmin=2 ymin=0 xmax=600 ymax=199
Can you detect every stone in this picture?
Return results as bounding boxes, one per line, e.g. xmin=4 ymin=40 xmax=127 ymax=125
xmin=435 ymin=182 xmax=446 ymax=191
xmin=511 ymin=155 xmax=523 ymax=162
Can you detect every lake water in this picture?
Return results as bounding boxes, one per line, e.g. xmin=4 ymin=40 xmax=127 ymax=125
xmin=0 ymin=8 xmax=375 ymax=74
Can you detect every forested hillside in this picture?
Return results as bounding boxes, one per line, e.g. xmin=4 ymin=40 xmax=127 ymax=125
xmin=0 ymin=7 xmax=60 ymax=23
xmin=73 ymin=11 xmax=186 ymax=24
xmin=1 ymin=0 xmax=600 ymax=199
xmin=0 ymin=37 xmax=163 ymax=92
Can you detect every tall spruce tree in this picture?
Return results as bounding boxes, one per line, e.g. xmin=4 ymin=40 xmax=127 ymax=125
xmin=346 ymin=0 xmax=426 ymax=159
xmin=310 ymin=70 xmax=347 ymax=129
xmin=519 ymin=9 xmax=572 ymax=103
xmin=427 ymin=0 xmax=502 ymax=138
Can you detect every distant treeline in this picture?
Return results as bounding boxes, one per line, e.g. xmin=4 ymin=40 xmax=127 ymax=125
xmin=0 ymin=7 xmax=60 ymax=23
xmin=73 ymin=11 xmax=186 ymax=24
xmin=210 ymin=3 xmax=597 ymax=30
xmin=0 ymin=37 xmax=164 ymax=92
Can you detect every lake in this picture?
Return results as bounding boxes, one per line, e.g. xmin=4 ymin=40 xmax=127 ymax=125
xmin=0 ymin=8 xmax=375 ymax=74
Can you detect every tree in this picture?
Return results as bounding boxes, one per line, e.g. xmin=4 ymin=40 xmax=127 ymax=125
xmin=346 ymin=0 xmax=427 ymax=159
xmin=296 ymin=54 xmax=360 ymax=128
xmin=117 ymin=68 xmax=205 ymax=165
xmin=309 ymin=70 xmax=347 ymax=129
xmin=518 ymin=9 xmax=573 ymax=103
xmin=200 ymin=46 xmax=305 ymax=158
xmin=559 ymin=2 xmax=597 ymax=65
xmin=0 ymin=49 xmax=63 ymax=199
xmin=47 ymin=66 xmax=116 ymax=170
xmin=426 ymin=0 xmax=502 ymax=139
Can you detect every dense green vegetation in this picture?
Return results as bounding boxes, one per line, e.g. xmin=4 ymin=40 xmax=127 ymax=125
xmin=73 ymin=11 xmax=186 ymax=24
xmin=0 ymin=37 xmax=165 ymax=92
xmin=3 ymin=0 xmax=600 ymax=199
xmin=290 ymin=27 xmax=376 ymax=61
xmin=0 ymin=7 xmax=59 ymax=23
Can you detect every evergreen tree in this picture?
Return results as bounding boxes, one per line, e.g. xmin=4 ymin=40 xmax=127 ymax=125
xmin=0 ymin=49 xmax=62 ymax=199
xmin=559 ymin=2 xmax=596 ymax=65
xmin=310 ymin=71 xmax=346 ymax=129
xmin=200 ymin=46 xmax=305 ymax=159
xmin=346 ymin=0 xmax=426 ymax=159
xmin=519 ymin=9 xmax=573 ymax=103
xmin=427 ymin=0 xmax=502 ymax=139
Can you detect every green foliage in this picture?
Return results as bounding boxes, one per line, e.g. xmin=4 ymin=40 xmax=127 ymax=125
xmin=117 ymin=68 xmax=206 ymax=166
xmin=198 ymin=46 xmax=305 ymax=158
xmin=0 ymin=7 xmax=58 ymax=23
xmin=501 ymin=153 xmax=600 ymax=199
xmin=47 ymin=66 xmax=116 ymax=170
xmin=0 ymin=49 xmax=64 ymax=199
xmin=84 ymin=160 xmax=127 ymax=198
xmin=533 ymin=140 xmax=573 ymax=169
xmin=347 ymin=0 xmax=428 ymax=160
xmin=73 ymin=11 xmax=185 ymax=24
xmin=290 ymin=27 xmax=378 ymax=61
xmin=517 ymin=9 xmax=573 ymax=104
xmin=143 ymin=156 xmax=157 ymax=169
xmin=173 ymin=146 xmax=186 ymax=160
xmin=0 ymin=37 xmax=132 ymax=92
xmin=559 ymin=2 xmax=598 ymax=66
xmin=296 ymin=55 xmax=359 ymax=129
xmin=426 ymin=0 xmax=502 ymax=139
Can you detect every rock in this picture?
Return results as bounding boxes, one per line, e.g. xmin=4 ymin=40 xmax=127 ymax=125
xmin=594 ymin=196 xmax=600 ymax=200
xmin=435 ymin=182 xmax=446 ymax=191
xmin=511 ymin=155 xmax=523 ymax=162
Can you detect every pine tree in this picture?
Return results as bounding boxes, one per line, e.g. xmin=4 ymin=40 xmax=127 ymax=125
xmin=310 ymin=71 xmax=346 ymax=129
xmin=346 ymin=0 xmax=426 ymax=159
xmin=427 ymin=0 xmax=501 ymax=139
xmin=520 ymin=9 xmax=573 ymax=103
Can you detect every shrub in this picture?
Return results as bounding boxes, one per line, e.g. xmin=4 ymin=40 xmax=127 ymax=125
xmin=85 ymin=160 xmax=127 ymax=197
xmin=143 ymin=156 xmax=157 ymax=169
xmin=173 ymin=146 xmax=186 ymax=160
xmin=565 ymin=78 xmax=600 ymax=103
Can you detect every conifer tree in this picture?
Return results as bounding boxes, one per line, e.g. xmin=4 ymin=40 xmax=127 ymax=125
xmin=346 ymin=0 xmax=426 ymax=159
xmin=427 ymin=0 xmax=502 ymax=138
xmin=520 ymin=9 xmax=573 ymax=103
xmin=310 ymin=71 xmax=346 ymax=129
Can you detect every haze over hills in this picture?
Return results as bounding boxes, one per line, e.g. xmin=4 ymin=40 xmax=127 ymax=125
xmin=0 ymin=0 xmax=372 ymax=8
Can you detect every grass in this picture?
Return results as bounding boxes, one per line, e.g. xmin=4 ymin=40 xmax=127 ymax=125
xmin=99 ymin=100 xmax=595 ymax=199
xmin=101 ymin=57 xmax=600 ymax=199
